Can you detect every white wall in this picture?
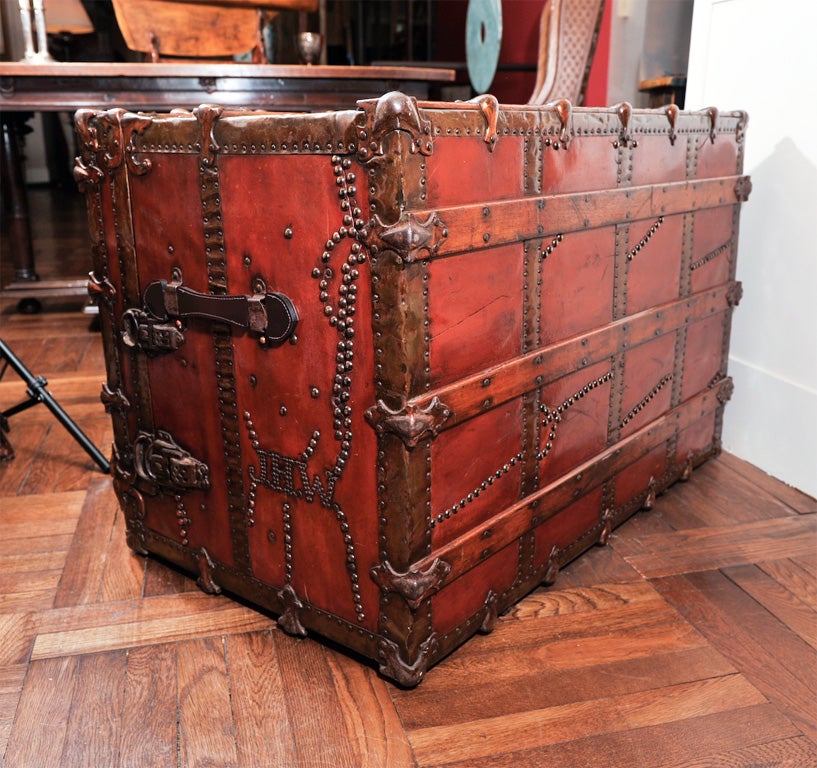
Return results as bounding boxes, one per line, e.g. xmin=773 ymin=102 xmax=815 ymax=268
xmin=607 ymin=0 xmax=650 ymax=106
xmin=686 ymin=0 xmax=817 ymax=496
xmin=608 ymin=0 xmax=694 ymax=106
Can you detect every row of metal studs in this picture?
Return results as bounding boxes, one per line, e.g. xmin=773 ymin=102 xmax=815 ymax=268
xmin=539 ymin=371 xmax=616 ymax=459
xmin=627 ymin=217 xmax=664 ymax=261
xmin=314 ymin=155 xmax=368 ymax=622
xmin=690 ymin=238 xmax=732 ymax=271
xmin=174 ymin=495 xmax=191 ymax=547
xmin=619 ymin=373 xmax=673 ymax=429
xmin=430 ymin=370 xmax=615 ymax=528
xmin=540 ymin=233 xmax=564 ymax=260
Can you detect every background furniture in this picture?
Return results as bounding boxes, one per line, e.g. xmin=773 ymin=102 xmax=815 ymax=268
xmin=529 ymin=0 xmax=606 ymax=105
xmin=0 ymin=61 xmax=454 ymax=311
xmin=110 ymin=0 xmax=317 ymax=62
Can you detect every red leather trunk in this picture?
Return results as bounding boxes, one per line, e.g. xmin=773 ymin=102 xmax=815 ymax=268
xmin=76 ymin=94 xmax=749 ymax=686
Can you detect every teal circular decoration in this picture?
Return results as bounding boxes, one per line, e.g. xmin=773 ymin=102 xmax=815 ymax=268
xmin=466 ymin=0 xmax=503 ymax=94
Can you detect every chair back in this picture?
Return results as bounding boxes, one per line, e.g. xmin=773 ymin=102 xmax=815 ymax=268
xmin=529 ymin=0 xmax=606 ymax=105
xmin=111 ymin=0 xmax=317 ymax=62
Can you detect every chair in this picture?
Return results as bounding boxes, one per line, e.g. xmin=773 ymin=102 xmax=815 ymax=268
xmin=529 ymin=0 xmax=606 ymax=105
xmin=111 ymin=0 xmax=317 ymax=62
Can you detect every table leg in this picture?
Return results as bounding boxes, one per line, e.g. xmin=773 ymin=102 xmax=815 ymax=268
xmin=1 ymin=113 xmax=87 ymax=312
xmin=0 ymin=113 xmax=38 ymax=284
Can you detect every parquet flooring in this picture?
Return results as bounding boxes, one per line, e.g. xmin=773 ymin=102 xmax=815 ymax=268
xmin=1 ymin=189 xmax=816 ymax=767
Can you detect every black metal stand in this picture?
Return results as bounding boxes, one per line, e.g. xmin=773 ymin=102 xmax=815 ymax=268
xmin=0 ymin=337 xmax=110 ymax=473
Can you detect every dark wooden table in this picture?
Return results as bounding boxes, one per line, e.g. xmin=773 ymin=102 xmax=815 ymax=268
xmin=0 ymin=62 xmax=455 ymax=310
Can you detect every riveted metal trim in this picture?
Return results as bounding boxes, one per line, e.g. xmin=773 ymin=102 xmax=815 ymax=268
xmin=370 ymin=557 xmax=451 ymax=610
xmin=542 ymin=544 xmax=561 ymax=585
xmin=364 ymin=211 xmax=448 ymax=265
xmin=726 ymin=281 xmax=743 ymax=307
xmin=196 ymin=546 xmax=221 ymax=594
xmin=100 ymin=383 xmax=130 ymax=414
xmin=598 ymin=507 xmax=614 ymax=545
xmin=132 ymin=429 xmax=210 ymax=493
xmin=705 ymin=106 xmax=719 ymax=143
xmin=356 ymin=91 xmax=433 ymax=162
xmin=469 ymin=93 xmax=499 ymax=151
xmin=549 ymin=98 xmax=573 ymax=147
xmin=613 ymin=102 xmax=633 ymax=149
xmin=377 ymin=633 xmax=437 ymax=688
xmin=665 ymin=104 xmax=679 ymax=146
xmin=193 ymin=104 xmax=251 ymax=574
xmin=277 ymin=583 xmax=308 ymax=637
xmin=734 ymin=176 xmax=753 ymax=202
xmin=478 ymin=590 xmax=499 ymax=634
xmin=365 ymin=396 xmax=452 ymax=448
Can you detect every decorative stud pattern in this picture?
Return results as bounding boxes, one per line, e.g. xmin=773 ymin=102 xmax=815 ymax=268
xmin=539 ymin=233 xmax=564 ymax=261
xmin=193 ymin=105 xmax=252 ymax=572
xmin=627 ymin=217 xmax=664 ymax=261
xmin=431 ymin=370 xmax=614 ymax=528
xmin=239 ymin=153 xmax=369 ymax=624
xmin=175 ymin=494 xmax=191 ymax=547
xmin=619 ymin=373 xmax=673 ymax=429
xmin=691 ymin=238 xmax=732 ymax=271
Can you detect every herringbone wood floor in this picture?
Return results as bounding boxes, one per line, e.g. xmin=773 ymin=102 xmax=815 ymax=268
xmin=1 ymin=188 xmax=815 ymax=767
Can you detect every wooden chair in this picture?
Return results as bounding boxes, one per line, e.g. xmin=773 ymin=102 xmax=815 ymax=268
xmin=529 ymin=0 xmax=606 ymax=105
xmin=111 ymin=0 xmax=317 ymax=62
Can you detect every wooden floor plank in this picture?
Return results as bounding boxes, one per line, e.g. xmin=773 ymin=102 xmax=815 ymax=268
xmin=53 ymin=475 xmax=118 ymax=608
xmin=117 ymin=643 xmax=179 ymax=768
xmin=325 ymin=651 xmax=418 ymax=768
xmin=723 ymin=564 xmax=817 ymax=651
xmin=0 ymin=374 xmax=107 ymax=414
xmin=143 ymin=556 xmax=197 ymax=597
xmin=0 ymin=666 xmax=27 ymax=763
xmin=758 ymin=558 xmax=817 ymax=608
xmin=553 ymin=540 xmax=643 ymax=587
xmin=613 ymin=515 xmax=817 ymax=578
xmin=0 ymin=614 xmax=37 ymax=667
xmin=421 ymin=615 xmax=709 ymax=694
xmin=178 ymin=636 xmax=239 ymax=768
xmin=0 ymin=422 xmax=50 ymax=495
xmin=656 ymin=459 xmax=795 ymax=530
xmin=395 ymin=645 xmax=735 ymax=730
xmin=0 ymin=570 xmax=63 ymax=604
xmin=0 ymin=588 xmax=60 ymax=614
xmin=30 ymin=593 xmax=274 ymax=660
xmin=273 ymin=634 xmax=359 ymax=767
xmin=653 ymin=572 xmax=817 ymax=742
xmin=407 ymin=674 xmax=766 ymax=766
xmin=0 ymin=490 xmax=86 ymax=534
xmin=426 ymin=704 xmax=803 ymax=768
xmin=662 ymin=736 xmax=817 ymax=768
xmin=718 ymin=452 xmax=817 ymax=515
xmin=506 ymin=580 xmax=664 ymax=621
xmin=451 ymin=584 xmax=703 ymax=660
xmin=1 ymin=657 xmax=80 ymax=768
xmin=29 ymin=336 xmax=91 ymax=376
xmin=226 ymin=631 xmax=299 ymax=768
xmin=794 ymin=553 xmax=817 ymax=578
xmin=59 ymin=651 xmax=128 ymax=768
xmin=18 ymin=416 xmax=109 ymax=495
xmin=97 ymin=510 xmax=147 ymax=603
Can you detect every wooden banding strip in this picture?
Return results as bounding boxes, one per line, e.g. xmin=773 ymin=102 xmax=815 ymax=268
xmin=412 ymin=380 xmax=730 ymax=590
xmin=414 ymin=282 xmax=737 ymax=432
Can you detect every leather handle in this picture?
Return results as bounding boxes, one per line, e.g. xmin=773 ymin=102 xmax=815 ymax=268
xmin=141 ymin=279 xmax=298 ymax=347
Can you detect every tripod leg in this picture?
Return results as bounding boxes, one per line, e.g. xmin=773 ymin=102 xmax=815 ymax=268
xmin=0 ymin=338 xmax=110 ymax=473
xmin=38 ymin=386 xmax=111 ymax=473
xmin=0 ymin=416 xmax=14 ymax=461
